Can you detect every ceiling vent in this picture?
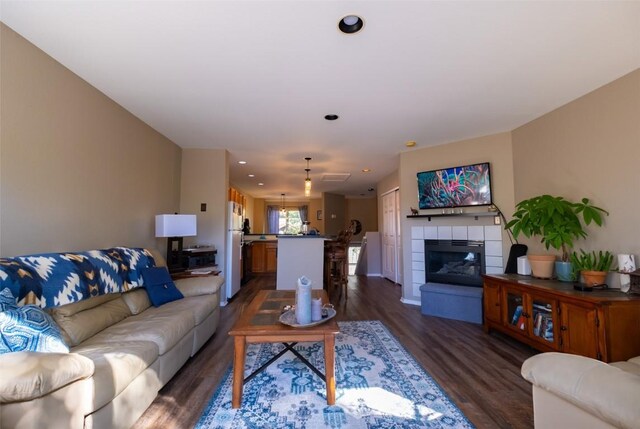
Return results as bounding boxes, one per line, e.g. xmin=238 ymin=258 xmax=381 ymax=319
xmin=321 ymin=173 xmax=351 ymax=182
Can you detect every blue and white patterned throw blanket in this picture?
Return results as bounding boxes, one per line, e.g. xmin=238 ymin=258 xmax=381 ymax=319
xmin=0 ymin=247 xmax=155 ymax=308
xmin=196 ymin=320 xmax=475 ymax=429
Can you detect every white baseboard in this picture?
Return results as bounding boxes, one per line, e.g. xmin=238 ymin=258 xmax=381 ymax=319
xmin=400 ymin=297 xmax=421 ymax=306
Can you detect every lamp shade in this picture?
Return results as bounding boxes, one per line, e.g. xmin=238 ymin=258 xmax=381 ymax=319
xmin=304 ymin=177 xmax=311 ymax=197
xmin=155 ymin=214 xmax=197 ymax=237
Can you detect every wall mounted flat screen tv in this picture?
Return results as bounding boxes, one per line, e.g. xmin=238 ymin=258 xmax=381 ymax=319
xmin=417 ymin=162 xmax=492 ymax=209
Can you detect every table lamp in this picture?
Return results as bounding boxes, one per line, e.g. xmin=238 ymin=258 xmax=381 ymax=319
xmin=155 ymin=214 xmax=197 ymax=272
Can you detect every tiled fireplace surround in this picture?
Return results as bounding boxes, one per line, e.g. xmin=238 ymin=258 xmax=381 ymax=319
xmin=410 ymin=224 xmax=504 ymax=299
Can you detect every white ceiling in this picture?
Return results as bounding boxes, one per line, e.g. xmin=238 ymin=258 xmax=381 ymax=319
xmin=2 ymin=1 xmax=639 ymax=200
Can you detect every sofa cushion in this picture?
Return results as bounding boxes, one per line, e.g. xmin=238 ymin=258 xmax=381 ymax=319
xmin=81 ymin=306 xmax=194 ymax=355
xmin=0 ymin=306 xmax=69 ymax=354
xmin=49 ymin=293 xmax=120 ymax=317
xmin=72 ymin=341 xmax=159 ymax=410
xmin=49 ymin=296 xmax=131 ymax=347
xmin=147 ymin=248 xmax=167 ymax=267
xmin=159 ymin=295 xmax=219 ymax=325
xmin=0 ymin=286 xmax=18 ymax=312
xmin=175 ymin=275 xmax=223 ymax=297
xmin=141 ymin=267 xmax=183 ymax=307
xmin=122 ymin=288 xmax=152 ymax=315
xmin=0 ymin=351 xmax=94 ymax=402
xmin=611 ymin=357 xmax=640 ymax=376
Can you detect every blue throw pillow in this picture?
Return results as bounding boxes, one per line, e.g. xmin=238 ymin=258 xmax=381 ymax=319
xmin=141 ymin=267 xmax=183 ymax=307
xmin=0 ymin=287 xmax=18 ymax=312
xmin=0 ymin=305 xmax=69 ymax=354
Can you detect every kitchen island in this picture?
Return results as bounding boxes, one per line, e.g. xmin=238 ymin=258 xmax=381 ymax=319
xmin=276 ymin=235 xmax=326 ymax=290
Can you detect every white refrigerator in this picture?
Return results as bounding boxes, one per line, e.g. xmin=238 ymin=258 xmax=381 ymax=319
xmin=225 ymin=202 xmax=243 ymax=304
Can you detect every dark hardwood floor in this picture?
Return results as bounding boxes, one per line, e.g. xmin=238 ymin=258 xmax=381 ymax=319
xmin=132 ymin=274 xmax=536 ymax=429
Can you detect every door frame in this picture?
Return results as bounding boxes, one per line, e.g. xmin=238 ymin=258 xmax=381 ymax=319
xmin=381 ymin=187 xmax=401 ymax=284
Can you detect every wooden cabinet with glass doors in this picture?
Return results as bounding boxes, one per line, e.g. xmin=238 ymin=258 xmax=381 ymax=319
xmin=483 ymin=274 xmax=640 ymax=362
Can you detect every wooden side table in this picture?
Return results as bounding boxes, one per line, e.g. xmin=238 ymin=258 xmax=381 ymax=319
xmin=170 ymin=268 xmax=220 ymax=281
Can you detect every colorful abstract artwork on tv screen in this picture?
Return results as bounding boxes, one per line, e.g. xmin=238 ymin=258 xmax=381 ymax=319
xmin=417 ymin=162 xmax=492 ymax=209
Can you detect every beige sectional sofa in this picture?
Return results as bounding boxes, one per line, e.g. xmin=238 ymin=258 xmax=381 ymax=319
xmin=0 ymin=268 xmax=224 ymax=429
xmin=521 ymin=352 xmax=640 ymax=429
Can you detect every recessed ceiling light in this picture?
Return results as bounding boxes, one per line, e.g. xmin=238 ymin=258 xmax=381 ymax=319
xmin=406 ymin=141 xmax=417 ymax=147
xmin=362 ymin=168 xmax=371 ymax=173
xmin=248 ymin=174 xmax=255 ymax=178
xmin=258 ymin=182 xmax=264 ymax=186
xmin=324 ymin=114 xmax=339 ymax=121
xmin=238 ymin=160 xmax=247 ymax=165
xmin=339 ymin=15 xmax=364 ymax=34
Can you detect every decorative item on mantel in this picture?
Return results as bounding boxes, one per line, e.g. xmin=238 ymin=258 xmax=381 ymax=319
xmin=618 ymin=254 xmax=636 ymax=293
xmin=628 ymin=269 xmax=640 ymax=295
xmin=410 ymin=207 xmax=419 ymax=215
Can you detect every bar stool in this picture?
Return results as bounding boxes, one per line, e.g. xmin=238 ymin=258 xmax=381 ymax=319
xmin=325 ymin=244 xmax=348 ymax=302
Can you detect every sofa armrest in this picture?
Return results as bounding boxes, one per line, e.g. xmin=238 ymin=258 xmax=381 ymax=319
xmin=0 ymin=352 xmax=94 ymax=403
xmin=521 ymin=352 xmax=640 ymax=429
xmin=174 ymin=275 xmax=224 ymax=298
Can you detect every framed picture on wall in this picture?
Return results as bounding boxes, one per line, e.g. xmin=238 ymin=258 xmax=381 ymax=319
xmin=316 ymin=210 xmax=323 ymax=220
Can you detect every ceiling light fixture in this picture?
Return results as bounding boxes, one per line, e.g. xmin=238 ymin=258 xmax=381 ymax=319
xmin=258 ymin=182 xmax=264 ymax=186
xmin=324 ymin=114 xmax=339 ymax=121
xmin=339 ymin=15 xmax=364 ymax=34
xmin=304 ymin=157 xmax=312 ymax=197
xmin=280 ymin=193 xmax=286 ymax=213
xmin=248 ymin=174 xmax=255 ymax=178
xmin=238 ymin=160 xmax=247 ymax=165
xmin=405 ymin=141 xmax=417 ymax=148
xmin=362 ymin=168 xmax=371 ymax=173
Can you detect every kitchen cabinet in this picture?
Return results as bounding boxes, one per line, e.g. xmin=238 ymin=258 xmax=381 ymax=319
xmin=251 ymin=242 xmax=277 ymax=273
xmin=483 ymin=274 xmax=640 ymax=362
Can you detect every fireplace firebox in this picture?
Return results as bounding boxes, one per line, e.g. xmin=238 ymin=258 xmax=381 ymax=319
xmin=424 ymin=239 xmax=485 ymax=287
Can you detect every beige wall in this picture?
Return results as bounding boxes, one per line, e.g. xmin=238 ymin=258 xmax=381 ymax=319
xmin=323 ymin=192 xmax=346 ymax=236
xmin=512 ymin=69 xmax=640 ymax=257
xmin=399 ymin=132 xmax=515 ymax=301
xmin=307 ymin=198 xmax=322 ymax=232
xmin=180 ymin=149 xmax=229 ymax=271
xmin=346 ymin=197 xmax=378 ymax=240
xmin=0 ymin=24 xmax=182 ymax=257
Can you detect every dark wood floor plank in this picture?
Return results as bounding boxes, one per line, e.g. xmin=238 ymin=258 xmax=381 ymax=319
xmin=132 ymin=274 xmax=535 ymax=429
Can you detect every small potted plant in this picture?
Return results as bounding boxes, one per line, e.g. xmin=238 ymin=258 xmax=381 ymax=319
xmin=570 ymin=249 xmax=614 ymax=287
xmin=506 ymin=195 xmax=608 ymax=280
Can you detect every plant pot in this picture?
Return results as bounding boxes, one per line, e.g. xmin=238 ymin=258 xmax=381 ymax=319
xmin=581 ymin=270 xmax=608 ymax=286
xmin=527 ymin=254 xmax=556 ymax=279
xmin=555 ymin=261 xmax=575 ymax=282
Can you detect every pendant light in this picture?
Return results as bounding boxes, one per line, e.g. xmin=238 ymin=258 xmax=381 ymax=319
xmin=304 ymin=157 xmax=312 ymax=197
xmin=280 ymin=193 xmax=286 ymax=213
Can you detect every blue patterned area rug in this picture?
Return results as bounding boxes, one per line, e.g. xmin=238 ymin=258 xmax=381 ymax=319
xmin=196 ymin=320 xmax=475 ymax=428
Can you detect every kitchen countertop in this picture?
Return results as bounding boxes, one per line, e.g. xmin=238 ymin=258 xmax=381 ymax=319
xmin=277 ymin=235 xmax=326 ymax=239
xmin=243 ymin=234 xmax=326 ymax=242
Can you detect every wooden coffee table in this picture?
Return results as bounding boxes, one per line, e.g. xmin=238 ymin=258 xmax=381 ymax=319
xmin=228 ymin=289 xmax=339 ymax=409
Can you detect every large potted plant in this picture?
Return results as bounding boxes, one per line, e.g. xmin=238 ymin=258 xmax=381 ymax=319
xmin=506 ymin=195 xmax=608 ymax=280
xmin=570 ymin=249 xmax=614 ymax=287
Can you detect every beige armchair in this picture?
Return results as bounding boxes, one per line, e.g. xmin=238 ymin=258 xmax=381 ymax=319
xmin=521 ymin=352 xmax=640 ymax=429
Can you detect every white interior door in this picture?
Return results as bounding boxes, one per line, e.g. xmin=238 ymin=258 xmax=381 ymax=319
xmin=382 ymin=189 xmax=400 ymax=283
xmin=394 ymin=189 xmax=402 ymax=285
